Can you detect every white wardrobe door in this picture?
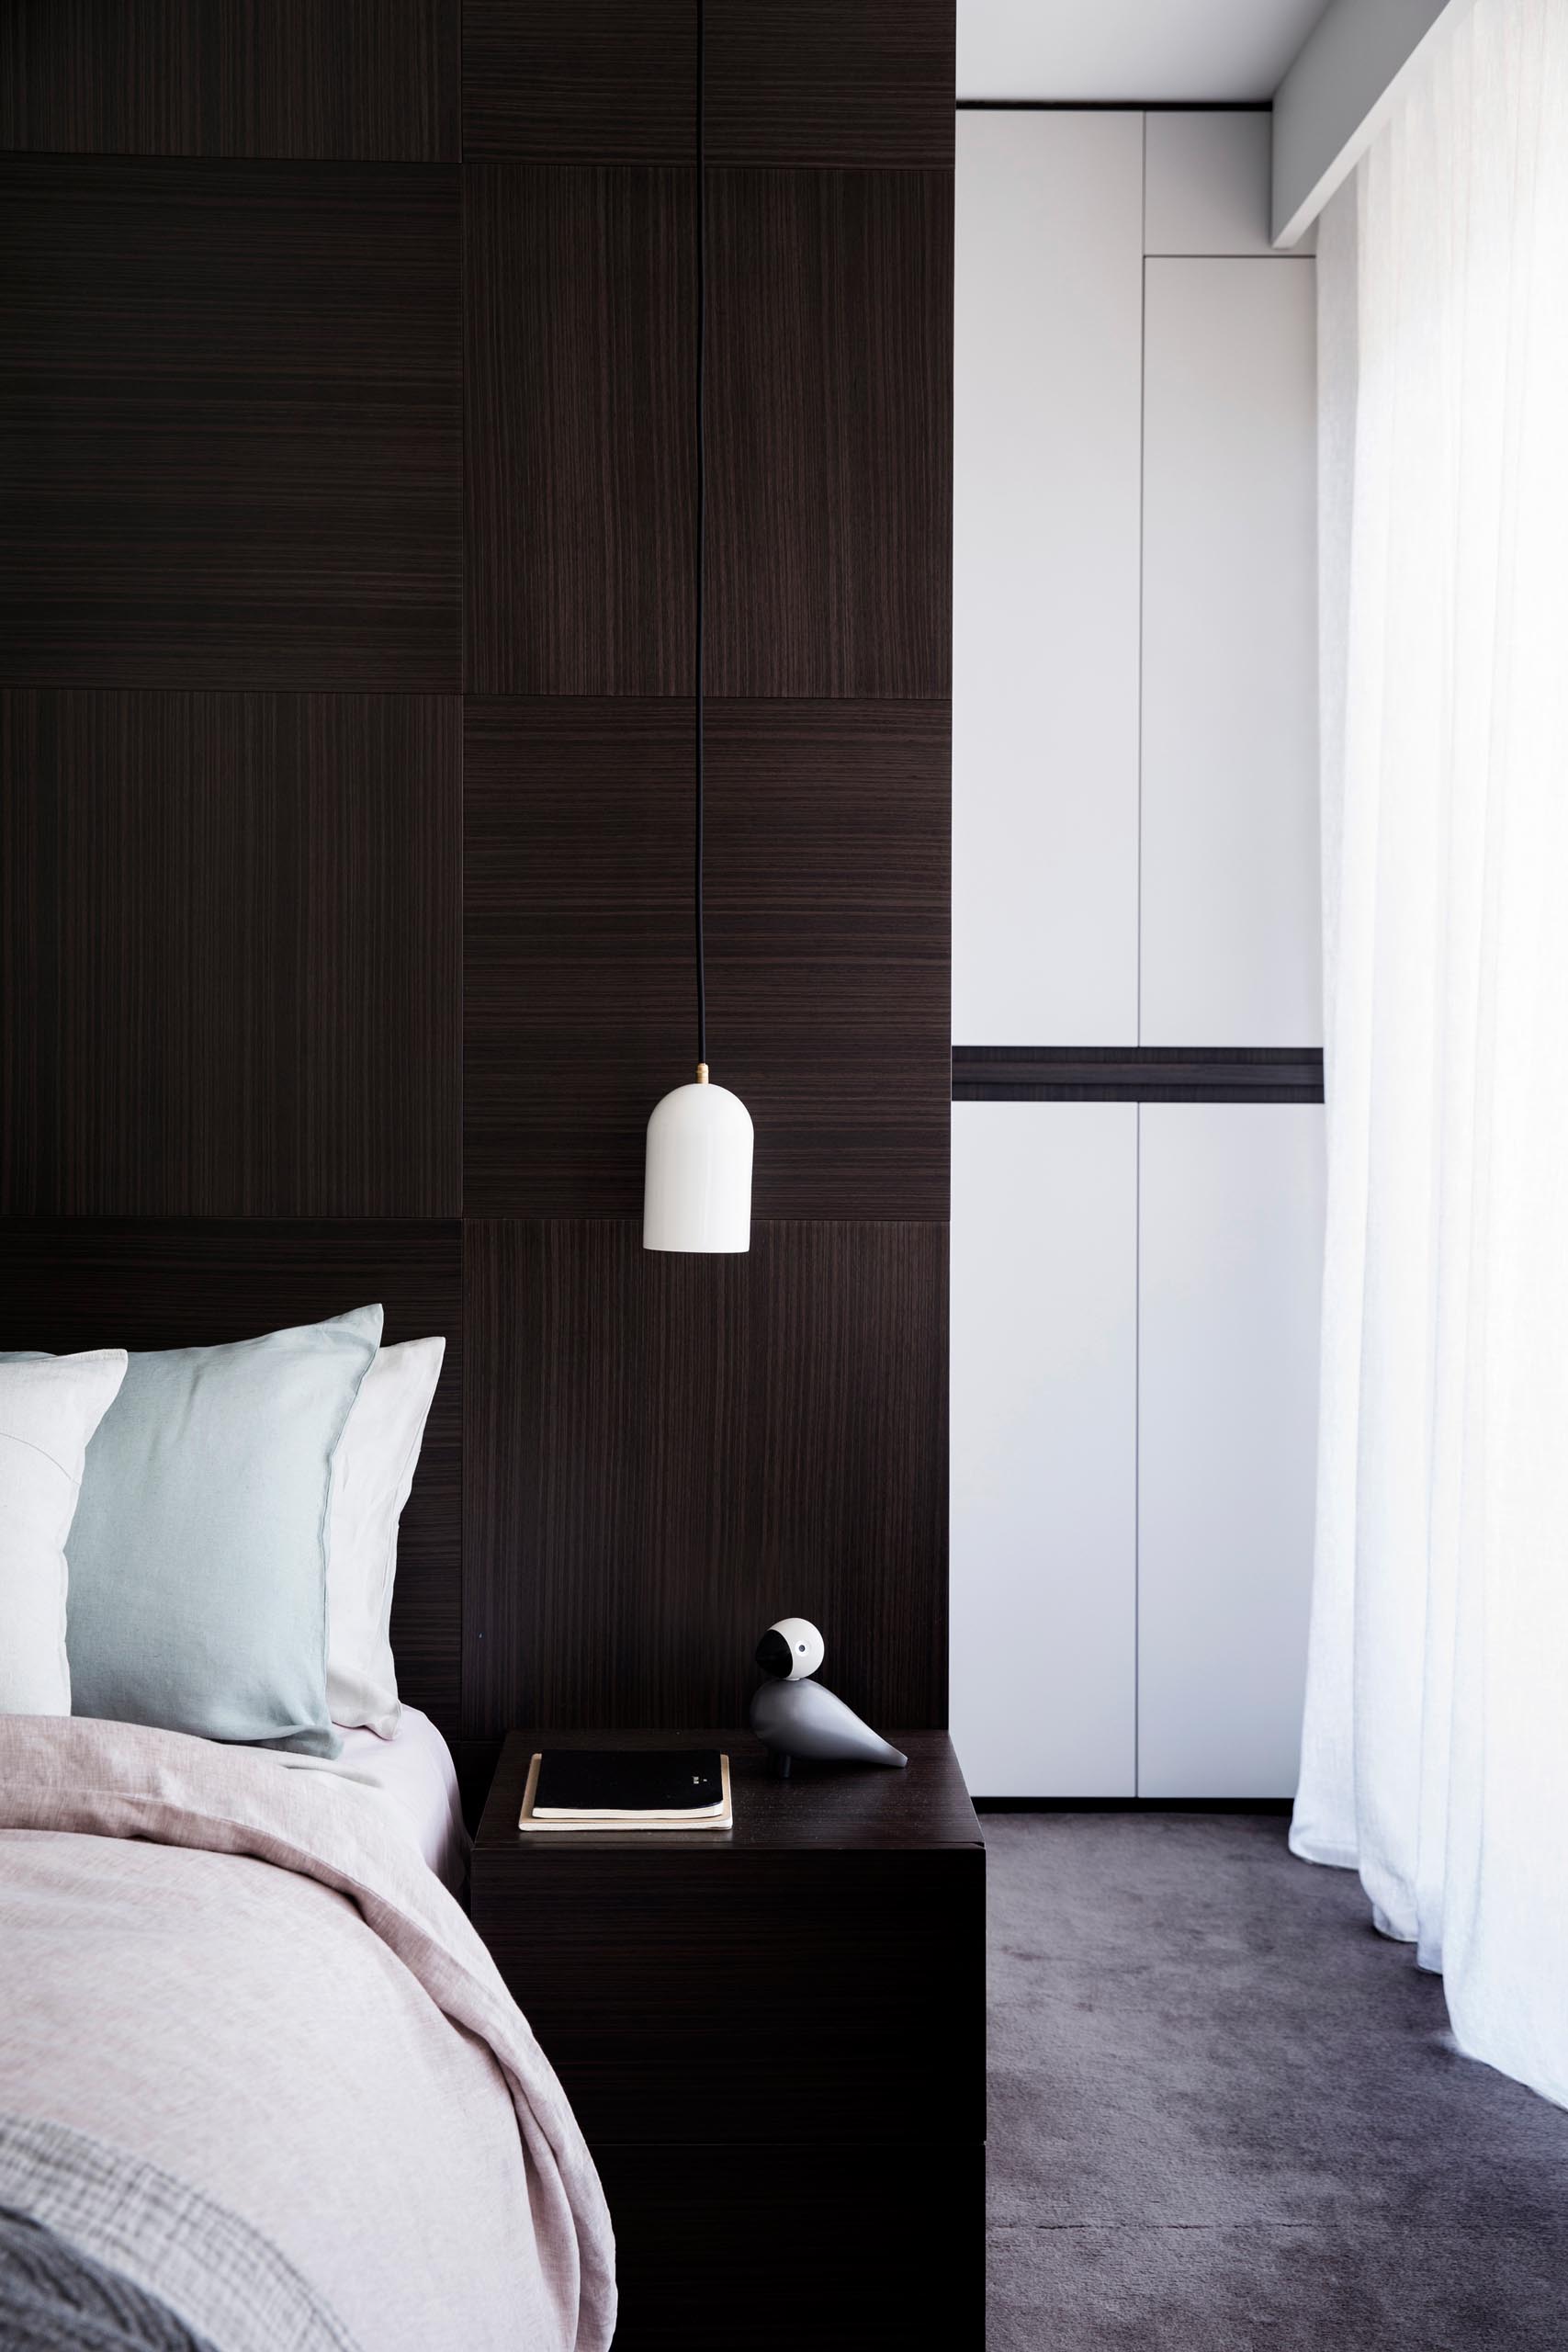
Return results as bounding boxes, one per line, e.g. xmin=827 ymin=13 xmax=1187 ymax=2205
xmin=953 ymin=111 xmax=1144 ymax=1046
xmin=1140 ymin=257 xmax=1320 ymax=1046
xmin=1137 ymin=1104 xmax=1325 ymax=1797
xmin=951 ymin=1102 xmax=1137 ymax=1796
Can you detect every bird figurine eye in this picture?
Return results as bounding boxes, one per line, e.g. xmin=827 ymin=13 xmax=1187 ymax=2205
xmin=753 ymin=1617 xmax=824 ymax=1682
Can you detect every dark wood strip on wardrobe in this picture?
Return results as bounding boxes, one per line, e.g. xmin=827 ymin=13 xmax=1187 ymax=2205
xmin=705 ymin=169 xmax=953 ymax=697
xmin=1 ymin=692 xmax=461 ymax=1216
xmin=464 ymin=164 xmax=696 ymax=695
xmin=0 ymin=158 xmax=461 ymax=688
xmin=462 ymin=1219 xmax=949 ymax=1738
xmin=465 ymin=697 xmax=950 ymax=1220
xmin=0 ymin=0 xmax=458 ymax=160
xmin=953 ymin=1046 xmax=1325 ymax=1102
xmin=0 ymin=1220 xmax=463 ymax=1737
xmin=462 ymin=0 xmax=953 ymax=169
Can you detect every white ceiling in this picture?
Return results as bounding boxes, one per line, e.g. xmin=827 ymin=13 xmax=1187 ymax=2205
xmin=958 ymin=0 xmax=1335 ymax=104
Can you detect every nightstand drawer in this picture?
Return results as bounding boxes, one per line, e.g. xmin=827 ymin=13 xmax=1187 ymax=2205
xmin=472 ymin=1843 xmax=984 ymax=2147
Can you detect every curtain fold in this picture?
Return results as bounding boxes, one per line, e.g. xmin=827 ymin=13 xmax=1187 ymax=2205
xmin=1292 ymin=0 xmax=1568 ymax=2108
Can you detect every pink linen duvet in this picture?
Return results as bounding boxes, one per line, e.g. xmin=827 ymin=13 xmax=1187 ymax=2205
xmin=0 ymin=1716 xmax=615 ymax=2352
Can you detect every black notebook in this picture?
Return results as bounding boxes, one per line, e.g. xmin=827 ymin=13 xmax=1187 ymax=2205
xmin=527 ymin=1748 xmax=728 ymax=1825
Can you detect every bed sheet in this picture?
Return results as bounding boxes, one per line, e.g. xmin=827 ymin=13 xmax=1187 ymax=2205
xmin=261 ymin=1705 xmax=468 ymax=1894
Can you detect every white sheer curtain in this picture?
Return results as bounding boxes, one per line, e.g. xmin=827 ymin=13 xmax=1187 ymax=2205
xmin=1292 ymin=0 xmax=1568 ymax=2109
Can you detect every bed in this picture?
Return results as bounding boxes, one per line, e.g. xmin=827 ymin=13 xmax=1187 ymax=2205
xmin=0 ymin=1317 xmax=615 ymax=2352
xmin=0 ymin=1713 xmax=615 ymax=2352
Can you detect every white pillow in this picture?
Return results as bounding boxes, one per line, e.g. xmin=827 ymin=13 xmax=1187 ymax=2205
xmin=326 ymin=1336 xmax=445 ymax=1738
xmin=0 ymin=1350 xmax=128 ymax=1715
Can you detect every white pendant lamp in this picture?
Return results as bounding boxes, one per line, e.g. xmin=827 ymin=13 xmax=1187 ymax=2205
xmin=644 ymin=1065 xmax=753 ymax=1253
xmin=643 ymin=0 xmax=753 ymax=1255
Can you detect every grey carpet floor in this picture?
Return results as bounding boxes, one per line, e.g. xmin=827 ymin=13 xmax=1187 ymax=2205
xmin=986 ymin=1813 xmax=1568 ymax=2350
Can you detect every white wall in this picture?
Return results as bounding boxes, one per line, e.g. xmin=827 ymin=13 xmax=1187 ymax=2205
xmin=1270 ymin=0 xmax=1477 ymax=244
xmin=951 ymin=111 xmax=1325 ymax=1797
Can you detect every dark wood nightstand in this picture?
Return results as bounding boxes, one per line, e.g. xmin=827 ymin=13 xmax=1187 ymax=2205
xmin=472 ymin=1728 xmax=986 ymax=2351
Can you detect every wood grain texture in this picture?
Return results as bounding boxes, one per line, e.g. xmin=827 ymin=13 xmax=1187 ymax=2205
xmin=462 ymin=0 xmax=953 ymax=169
xmin=472 ymin=1732 xmax=983 ymax=2147
xmin=0 ymin=158 xmax=460 ymax=688
xmin=705 ymin=0 xmax=955 ymax=170
xmin=464 ymin=165 xmax=695 ymax=695
xmin=486 ymin=1857 xmax=976 ymax=2136
xmin=464 ymin=697 xmax=950 ymax=1219
xmin=706 ymin=169 xmax=953 ymax=696
xmin=462 ymin=0 xmax=694 ymax=165
xmin=0 ymin=0 xmax=457 ymax=160
xmin=462 ymin=1220 xmax=949 ymax=1737
xmin=1 ymin=692 xmax=460 ymax=1216
xmin=478 ymin=1725 xmax=984 ymax=1852
xmin=0 ymin=8 xmax=955 ymax=1820
xmin=0 ymin=1220 xmax=462 ymax=1734
xmin=472 ymin=1732 xmax=983 ymax=2349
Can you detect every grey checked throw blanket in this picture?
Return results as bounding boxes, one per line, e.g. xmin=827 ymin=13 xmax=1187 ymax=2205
xmin=0 ymin=2117 xmax=361 ymax=2352
xmin=0 ymin=2204 xmax=220 ymax=2352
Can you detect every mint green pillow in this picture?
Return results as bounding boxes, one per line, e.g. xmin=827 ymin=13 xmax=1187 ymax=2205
xmin=61 ymin=1306 xmax=382 ymax=1758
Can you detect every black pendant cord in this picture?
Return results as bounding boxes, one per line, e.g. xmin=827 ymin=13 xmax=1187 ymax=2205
xmin=694 ymin=0 xmax=708 ymax=1074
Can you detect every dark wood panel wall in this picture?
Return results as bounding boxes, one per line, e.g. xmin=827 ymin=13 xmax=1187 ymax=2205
xmin=0 ymin=1 xmax=954 ymax=1748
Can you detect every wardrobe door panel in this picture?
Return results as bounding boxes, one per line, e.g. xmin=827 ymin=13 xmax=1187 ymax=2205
xmin=1140 ymin=258 xmax=1319 ymax=1046
xmin=953 ymin=114 xmax=1143 ymax=1046
xmin=950 ymin=1103 xmax=1137 ymax=1797
xmin=1137 ymin=1104 xmax=1324 ymax=1798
